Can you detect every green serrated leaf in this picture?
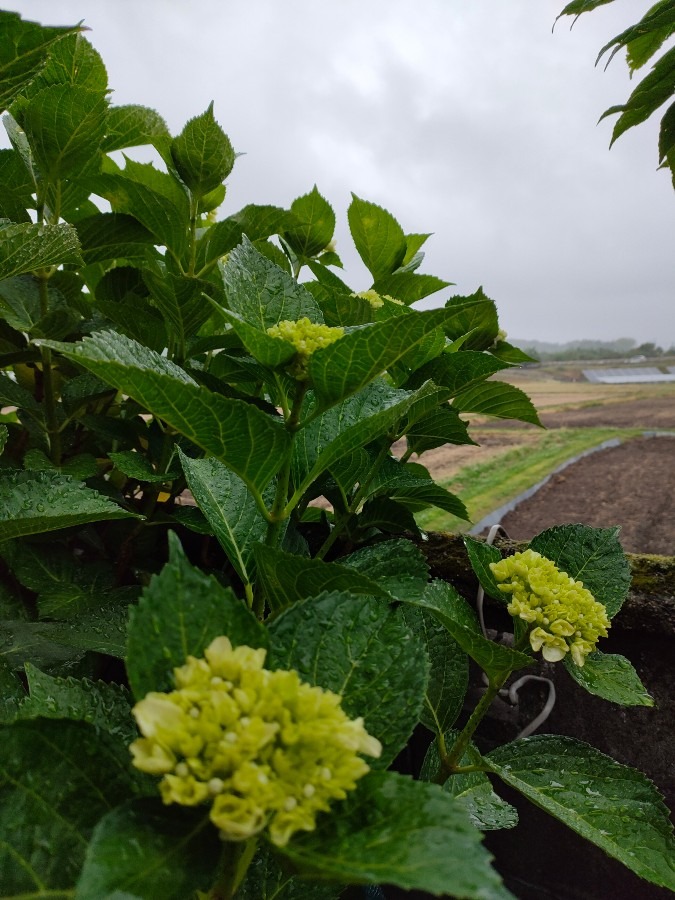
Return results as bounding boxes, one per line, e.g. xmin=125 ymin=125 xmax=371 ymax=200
xmin=178 ymin=449 xmax=269 ymax=587
xmin=401 ymin=604 xmax=469 ymax=735
xmin=0 ymin=719 xmax=143 ymax=894
xmin=41 ymin=330 xmax=291 ymax=496
xmin=284 ymin=185 xmax=335 ymax=258
xmin=237 ymin=843 xmax=342 ymax=900
xmin=407 ymin=348 xmax=510 ymax=394
xmin=368 ymin=464 xmax=469 ymax=521
xmin=0 ymin=469 xmax=137 ymax=541
xmin=409 ymin=579 xmax=534 ymax=679
xmin=529 ymin=523 xmax=631 ymax=618
xmin=604 ymin=46 xmax=675 ymax=145
xmin=221 ymin=236 xmax=323 ymax=328
xmin=268 ymin=592 xmax=428 ymax=768
xmin=126 ymin=532 xmax=267 ymax=699
xmin=21 ymin=662 xmax=136 ymax=740
xmin=22 ymin=83 xmax=108 ymax=179
xmin=373 ymin=271 xmax=450 ymax=304
xmin=420 ymin=734 xmax=518 ymax=831
xmin=76 ymin=212 xmax=155 ymax=264
xmin=308 ymin=306 xmax=479 ymax=410
xmin=487 ymin=734 xmax=675 ymax=891
xmin=347 ymin=194 xmax=407 ymax=280
xmin=0 ymin=423 xmax=7 ymax=456
xmin=406 ymin=404 xmax=474 ymax=455
xmin=143 ymin=269 xmax=212 ymax=348
xmin=0 ymin=657 xmax=25 ymax=723
xmin=85 ymin=167 xmax=190 ymax=256
xmin=27 ymin=32 xmax=107 ymax=94
xmin=341 ymin=538 xmax=430 ymax=602
xmin=0 ymin=11 xmax=80 ymax=111
xmin=171 ymin=102 xmax=235 ymax=196
xmin=453 ymin=380 xmax=541 ymax=426
xmin=214 ymin=307 xmax=297 ymax=367
xmin=109 ymin=450 xmax=179 ymax=483
xmin=464 ymin=536 xmax=505 ymax=602
xmin=102 ymin=104 xmax=170 ymax=153
xmin=0 ymin=221 xmax=82 ymax=279
xmin=564 ymin=651 xmax=654 ymax=706
xmin=659 ymin=99 xmax=675 ymax=163
xmin=0 ymin=147 xmax=34 ymax=221
xmin=278 ymin=771 xmax=511 ymax=899
xmin=76 ymin=799 xmax=221 ymax=900
xmin=253 ymin=544 xmax=391 ymax=612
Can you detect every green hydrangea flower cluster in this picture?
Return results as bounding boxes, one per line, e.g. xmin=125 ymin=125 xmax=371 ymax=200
xmin=130 ymin=637 xmax=381 ymax=846
xmin=489 ymin=549 xmax=610 ymax=666
xmin=266 ymin=317 xmax=344 ymax=380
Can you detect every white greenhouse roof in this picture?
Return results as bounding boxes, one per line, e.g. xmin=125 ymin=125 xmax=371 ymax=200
xmin=583 ymin=368 xmax=675 ymax=384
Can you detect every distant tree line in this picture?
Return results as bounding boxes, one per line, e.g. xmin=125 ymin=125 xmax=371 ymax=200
xmin=516 ymin=338 xmax=674 ymax=362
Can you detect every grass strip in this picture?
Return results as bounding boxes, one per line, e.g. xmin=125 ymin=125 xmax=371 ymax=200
xmin=416 ymin=427 xmax=644 ymax=533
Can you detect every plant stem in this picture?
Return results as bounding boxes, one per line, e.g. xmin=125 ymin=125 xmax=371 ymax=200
xmin=314 ymin=439 xmax=392 ymax=560
xmin=188 ymin=193 xmax=199 ymax=276
xmin=208 ymin=837 xmax=258 ymax=899
xmin=37 ymin=273 xmax=61 ymax=465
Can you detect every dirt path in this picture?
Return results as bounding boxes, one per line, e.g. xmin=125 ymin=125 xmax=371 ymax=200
xmin=497 ymin=434 xmax=675 ymax=555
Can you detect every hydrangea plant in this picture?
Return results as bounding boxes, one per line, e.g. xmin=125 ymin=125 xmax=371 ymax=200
xmin=0 ymin=10 xmax=674 ymax=899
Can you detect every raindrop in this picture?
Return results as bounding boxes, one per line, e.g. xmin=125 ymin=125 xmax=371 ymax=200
xmin=36 ymin=502 xmax=45 ymax=512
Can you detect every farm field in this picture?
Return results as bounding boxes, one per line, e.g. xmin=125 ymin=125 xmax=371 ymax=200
xmin=416 ymin=363 xmax=675 ymax=553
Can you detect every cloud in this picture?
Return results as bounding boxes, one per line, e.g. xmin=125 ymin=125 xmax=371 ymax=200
xmin=4 ymin=0 xmax=673 ymax=344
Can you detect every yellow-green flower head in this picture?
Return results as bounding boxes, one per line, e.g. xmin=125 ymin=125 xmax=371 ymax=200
xmin=351 ymin=289 xmax=384 ymax=309
xmin=489 ymin=549 xmax=610 ymax=666
xmin=130 ymin=637 xmax=381 ymax=846
xmin=266 ymin=318 xmax=344 ymax=381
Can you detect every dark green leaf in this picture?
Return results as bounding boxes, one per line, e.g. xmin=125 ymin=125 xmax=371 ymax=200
xmin=178 ymin=449 xmax=269 ymax=587
xmin=308 ymin=306 xmax=479 ymax=410
xmin=76 ymin=799 xmax=221 ymax=900
xmin=0 ymin=372 xmax=42 ymax=422
xmin=603 ymin=46 xmax=675 ymax=145
xmin=102 ymin=104 xmax=170 ymax=152
xmin=368 ymin=466 xmax=469 ymax=521
xmin=0 ymin=273 xmax=74 ymax=333
xmin=658 ymin=99 xmax=675 ymax=162
xmin=221 ymin=236 xmax=323 ymax=328
xmin=27 ymin=32 xmax=107 ymax=93
xmin=347 ymin=194 xmax=407 ymax=280
xmin=126 ymin=531 xmax=267 ymax=699
xmin=341 ymin=538 xmax=430 ymax=602
xmin=406 ymin=404 xmax=474 ymax=455
xmin=357 ymin=496 xmax=420 ymax=534
xmin=85 ymin=167 xmax=190 ymax=256
xmin=254 ymin=544 xmax=392 ymax=612
xmin=279 ymin=771 xmax=511 ymax=899
xmin=76 ymin=212 xmax=155 ymax=264
xmin=0 ymin=11 xmax=79 ymax=111
xmin=529 ymin=523 xmax=631 ymax=618
xmin=171 ymin=102 xmax=235 ymax=196
xmin=0 ymin=147 xmax=34 ymax=221
xmin=409 ymin=579 xmax=533 ymax=679
xmin=443 ymin=289 xmax=499 ymax=347
xmin=372 ymin=271 xmax=450 ymax=304
xmin=0 ymin=720 xmax=143 ymax=895
xmin=0 ymin=658 xmax=25 ymax=723
xmin=453 ymin=380 xmax=542 ymax=426
xmin=420 ymin=735 xmax=518 ymax=831
xmin=487 ymin=735 xmax=675 ymax=891
xmin=230 ymin=203 xmax=290 ymax=241
xmin=401 ymin=604 xmax=469 ymax=735
xmin=284 ymin=185 xmax=335 ymax=258
xmin=143 ymin=269 xmax=212 ymax=346
xmin=42 ymin=330 xmax=292 ymax=496
xmin=109 ymin=450 xmax=179 ymax=483
xmin=564 ymin=651 xmax=654 ymax=706
xmin=21 ymin=662 xmax=136 ymax=740
xmin=22 ymin=84 xmax=107 ymax=179
xmin=0 ymin=469 xmax=137 ymax=541
xmin=407 ymin=349 xmax=510 ymax=394
xmin=464 ymin=536 xmax=505 ymax=602
xmin=0 ymin=221 xmax=82 ymax=279
xmin=237 ymin=843 xmax=342 ymax=900
xmin=268 ymin=592 xmax=428 ymax=768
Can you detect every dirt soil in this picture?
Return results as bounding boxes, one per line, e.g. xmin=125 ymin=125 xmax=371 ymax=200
xmin=481 ymin=395 xmax=675 ymax=555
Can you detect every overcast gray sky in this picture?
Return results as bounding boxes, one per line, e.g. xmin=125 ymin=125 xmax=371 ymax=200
xmin=5 ymin=1 xmax=674 ymax=346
